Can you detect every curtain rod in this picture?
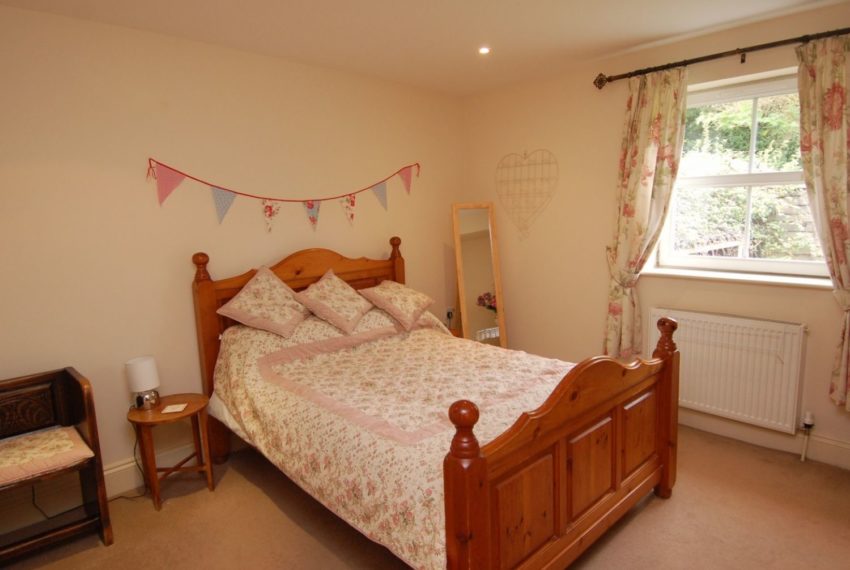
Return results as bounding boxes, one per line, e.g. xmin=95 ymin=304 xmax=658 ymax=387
xmin=593 ymin=26 xmax=850 ymax=89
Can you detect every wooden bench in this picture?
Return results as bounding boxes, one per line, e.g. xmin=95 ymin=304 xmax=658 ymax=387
xmin=0 ymin=368 xmax=113 ymax=562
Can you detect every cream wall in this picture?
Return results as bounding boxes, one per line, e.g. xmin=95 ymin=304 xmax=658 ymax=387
xmin=462 ymin=2 xmax=850 ymax=466
xmin=0 ymin=6 xmax=463 ymax=471
xmin=3 ymin=1 xmax=850 ymax=484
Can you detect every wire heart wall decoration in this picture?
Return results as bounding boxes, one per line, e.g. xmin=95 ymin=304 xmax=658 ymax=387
xmin=495 ymin=149 xmax=559 ymax=239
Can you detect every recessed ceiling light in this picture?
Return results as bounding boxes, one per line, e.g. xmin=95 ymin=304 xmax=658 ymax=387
xmin=478 ymin=46 xmax=491 ymax=55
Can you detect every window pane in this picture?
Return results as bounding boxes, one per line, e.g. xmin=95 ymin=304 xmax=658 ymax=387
xmin=753 ymin=94 xmax=801 ymax=172
xmin=750 ymin=185 xmax=823 ymax=260
xmin=680 ymin=100 xmax=753 ymax=176
xmin=672 ymin=186 xmax=747 ymax=257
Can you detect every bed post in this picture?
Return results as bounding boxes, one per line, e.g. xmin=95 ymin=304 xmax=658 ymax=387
xmin=444 ymin=400 xmax=490 ymax=569
xmin=192 ymin=252 xmax=231 ymax=464
xmin=652 ymin=317 xmax=679 ymax=499
xmin=389 ymin=236 xmax=405 ymax=284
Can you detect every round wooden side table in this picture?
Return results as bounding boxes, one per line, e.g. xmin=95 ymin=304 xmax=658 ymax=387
xmin=126 ymin=393 xmax=215 ymax=510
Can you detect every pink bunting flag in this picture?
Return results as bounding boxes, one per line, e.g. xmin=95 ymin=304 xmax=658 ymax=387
xmin=262 ymin=199 xmax=280 ymax=232
xmin=339 ymin=194 xmax=356 ymax=224
xmin=398 ymin=165 xmax=415 ymax=194
xmin=303 ymin=200 xmax=321 ymax=229
xmin=153 ymin=162 xmax=186 ymax=205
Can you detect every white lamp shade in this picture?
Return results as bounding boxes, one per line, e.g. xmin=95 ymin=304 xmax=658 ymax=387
xmin=126 ymin=356 xmax=161 ymax=393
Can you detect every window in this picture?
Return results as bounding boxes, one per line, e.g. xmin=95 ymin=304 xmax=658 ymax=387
xmin=657 ymin=74 xmax=827 ymax=278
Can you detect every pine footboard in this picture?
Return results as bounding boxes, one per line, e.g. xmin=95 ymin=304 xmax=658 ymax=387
xmin=444 ymin=318 xmax=679 ymax=569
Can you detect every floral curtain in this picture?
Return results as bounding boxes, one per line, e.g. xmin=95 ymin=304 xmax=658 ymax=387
xmin=603 ymin=68 xmax=687 ymax=358
xmin=797 ymin=36 xmax=850 ymax=410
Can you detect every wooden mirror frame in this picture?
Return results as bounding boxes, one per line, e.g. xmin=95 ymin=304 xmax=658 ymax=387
xmin=452 ymin=202 xmax=507 ymax=348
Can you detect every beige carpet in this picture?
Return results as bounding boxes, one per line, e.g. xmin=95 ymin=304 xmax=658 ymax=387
xmin=8 ymin=426 xmax=850 ymax=569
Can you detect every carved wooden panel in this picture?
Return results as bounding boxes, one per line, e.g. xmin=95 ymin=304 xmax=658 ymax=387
xmin=493 ymin=453 xmax=555 ymax=570
xmin=0 ymin=384 xmax=55 ymax=438
xmin=622 ymin=390 xmax=657 ymax=478
xmin=568 ymin=416 xmax=614 ymax=520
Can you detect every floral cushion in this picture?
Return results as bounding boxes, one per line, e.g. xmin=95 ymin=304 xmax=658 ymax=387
xmin=359 ymin=280 xmax=434 ymax=331
xmin=0 ymin=426 xmax=94 ymax=488
xmin=295 ymin=270 xmax=373 ymax=334
xmin=217 ymin=266 xmax=309 ymax=338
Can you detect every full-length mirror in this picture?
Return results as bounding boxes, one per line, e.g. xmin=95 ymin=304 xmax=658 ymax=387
xmin=452 ymin=202 xmax=507 ymax=348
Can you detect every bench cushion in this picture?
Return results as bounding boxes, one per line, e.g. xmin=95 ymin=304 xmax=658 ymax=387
xmin=0 ymin=426 xmax=94 ymax=488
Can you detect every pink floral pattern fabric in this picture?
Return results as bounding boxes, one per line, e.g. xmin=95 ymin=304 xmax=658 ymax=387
xmin=211 ymin=313 xmax=574 ymax=570
xmin=359 ymin=280 xmax=434 ymax=330
xmin=295 ymin=269 xmax=373 ymax=334
xmin=216 ymin=266 xmax=309 ymax=338
xmin=797 ymin=36 xmax=850 ymax=410
xmin=604 ymin=69 xmax=687 ymax=358
xmin=0 ymin=426 xmax=94 ymax=487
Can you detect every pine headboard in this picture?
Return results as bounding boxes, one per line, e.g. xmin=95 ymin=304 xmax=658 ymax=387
xmin=191 ymin=236 xmax=405 ymax=399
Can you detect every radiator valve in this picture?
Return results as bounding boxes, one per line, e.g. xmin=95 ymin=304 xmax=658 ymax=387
xmin=802 ymin=410 xmax=815 ymax=430
xmin=800 ymin=410 xmax=814 ymax=462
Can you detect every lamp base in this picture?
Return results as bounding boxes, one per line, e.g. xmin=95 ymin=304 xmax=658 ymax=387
xmin=134 ymin=389 xmax=160 ymax=410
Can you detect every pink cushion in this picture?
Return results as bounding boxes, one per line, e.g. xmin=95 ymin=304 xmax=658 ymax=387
xmin=217 ymin=266 xmax=310 ymax=338
xmin=360 ymin=280 xmax=434 ymax=331
xmin=0 ymin=426 xmax=94 ymax=488
xmin=296 ymin=270 xmax=373 ymax=334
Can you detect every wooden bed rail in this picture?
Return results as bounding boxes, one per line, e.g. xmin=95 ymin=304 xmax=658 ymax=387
xmin=444 ymin=317 xmax=679 ymax=569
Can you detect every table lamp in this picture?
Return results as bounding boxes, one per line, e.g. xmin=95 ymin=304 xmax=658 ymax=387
xmin=126 ymin=355 xmax=161 ymax=409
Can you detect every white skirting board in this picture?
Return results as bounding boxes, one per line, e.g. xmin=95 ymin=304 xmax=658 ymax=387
xmin=104 ymin=442 xmax=197 ymax=498
xmin=1 ymin=442 xmax=199 ymax=535
xmin=680 ymin=409 xmax=850 ymax=470
xmin=102 ymin=421 xmax=848 ymax=494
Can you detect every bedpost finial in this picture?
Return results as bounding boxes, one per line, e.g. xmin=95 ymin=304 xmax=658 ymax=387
xmin=653 ymin=317 xmax=678 ymax=359
xmin=193 ymin=252 xmax=211 ymax=282
xmin=389 ymin=236 xmax=401 ymax=258
xmin=448 ymin=400 xmax=480 ymax=458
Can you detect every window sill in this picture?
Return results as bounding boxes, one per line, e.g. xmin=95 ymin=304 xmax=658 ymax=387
xmin=641 ymin=266 xmax=833 ymax=290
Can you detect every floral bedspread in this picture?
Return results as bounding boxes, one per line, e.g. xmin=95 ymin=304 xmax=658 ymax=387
xmin=211 ymin=309 xmax=573 ymax=569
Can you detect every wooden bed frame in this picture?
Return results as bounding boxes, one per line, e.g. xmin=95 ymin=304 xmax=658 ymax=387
xmin=192 ymin=236 xmax=679 ymax=570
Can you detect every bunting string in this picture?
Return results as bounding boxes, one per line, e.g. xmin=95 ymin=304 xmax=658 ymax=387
xmin=147 ymin=158 xmax=420 ymax=203
xmin=147 ymin=157 xmax=420 ymax=230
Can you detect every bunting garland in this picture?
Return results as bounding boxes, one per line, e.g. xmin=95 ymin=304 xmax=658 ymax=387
xmin=339 ymin=194 xmax=356 ymax=224
xmin=399 ymin=166 xmax=413 ymax=194
xmin=303 ymin=200 xmax=321 ymax=230
xmin=262 ymin=199 xmax=280 ymax=232
xmin=371 ymin=181 xmax=388 ymax=210
xmin=211 ymin=187 xmax=236 ymax=223
xmin=146 ymin=158 xmax=420 ymax=231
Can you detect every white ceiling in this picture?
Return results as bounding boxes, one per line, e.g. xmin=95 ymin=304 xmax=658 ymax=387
xmin=1 ymin=0 xmax=841 ymax=94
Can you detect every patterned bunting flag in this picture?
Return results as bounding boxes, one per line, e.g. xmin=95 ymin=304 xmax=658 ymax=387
xmin=303 ymin=200 xmax=321 ymax=229
xmin=154 ymin=163 xmax=186 ymax=205
xmin=339 ymin=194 xmax=356 ymax=224
xmin=210 ymin=187 xmax=236 ymax=223
xmin=371 ymin=181 xmax=388 ymax=210
xmin=262 ymin=199 xmax=280 ymax=232
xmin=398 ymin=165 xmax=414 ymax=194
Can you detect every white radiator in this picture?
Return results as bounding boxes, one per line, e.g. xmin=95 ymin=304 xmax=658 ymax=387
xmin=647 ymin=308 xmax=805 ymax=434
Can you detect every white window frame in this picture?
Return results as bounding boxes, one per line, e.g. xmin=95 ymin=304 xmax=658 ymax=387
xmin=657 ymin=74 xmax=828 ymax=279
